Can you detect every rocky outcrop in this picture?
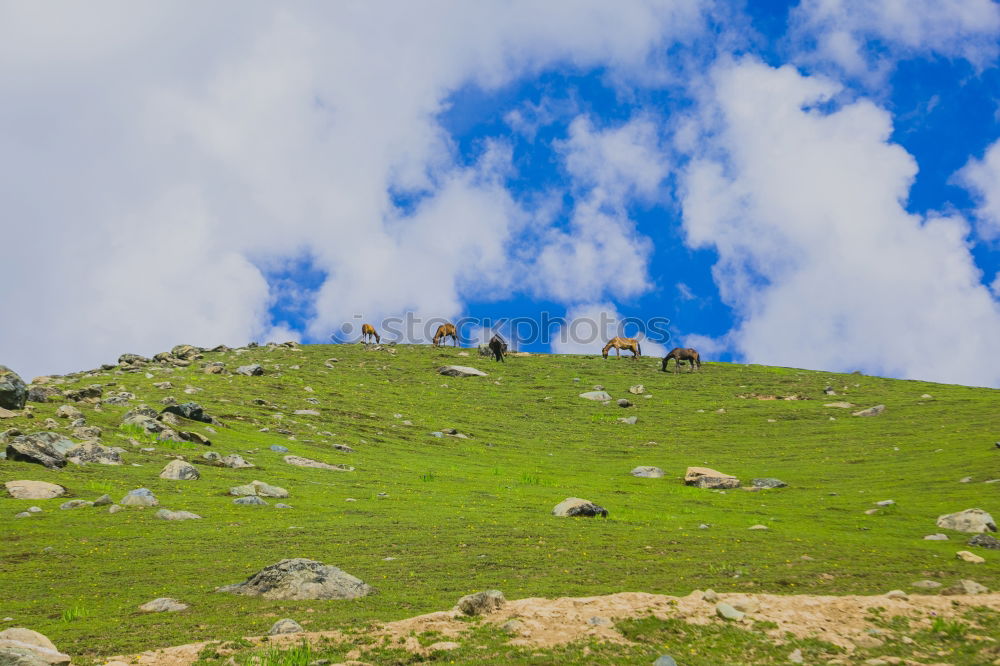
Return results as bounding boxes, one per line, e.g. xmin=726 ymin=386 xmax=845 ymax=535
xmin=217 ymin=558 xmax=374 ymax=600
xmin=0 ymin=366 xmax=28 ymax=410
xmin=936 ymin=508 xmax=996 ymax=534
xmin=457 ymin=590 xmax=506 ymax=616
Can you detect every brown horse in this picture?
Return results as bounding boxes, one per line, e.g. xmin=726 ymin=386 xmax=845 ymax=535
xmin=361 ymin=323 xmax=380 ymax=344
xmin=662 ymin=347 xmax=700 ymax=373
xmin=433 ymin=323 xmax=459 ymax=347
xmin=602 ymin=337 xmax=641 ymax=359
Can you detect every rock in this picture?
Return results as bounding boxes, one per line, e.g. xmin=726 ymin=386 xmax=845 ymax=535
xmin=909 ymin=580 xmax=942 ymax=589
xmin=155 ymin=509 xmax=201 ymax=521
xmin=923 ymin=534 xmax=949 ymax=541
xmin=578 ymin=391 xmax=612 ymax=401
xmin=268 ymin=619 xmax=303 ymax=635
xmin=108 ymin=505 xmax=122 ymax=514
xmin=685 ymin=467 xmax=740 ymax=489
xmin=71 ymin=426 xmax=102 ymax=440
xmin=118 ymin=353 xmax=149 ymax=366
xmin=0 ymin=627 xmax=70 ymax=665
xmin=748 ymin=524 xmax=769 ymax=530
xmin=269 ymin=445 xmax=289 ymax=453
xmin=875 ymin=499 xmax=895 ymax=507
xmin=230 ymin=480 xmax=289 ymax=498
xmin=616 ymin=398 xmax=633 ymax=408
xmin=731 ymin=597 xmax=759 ymax=613
xmin=5 ymin=435 xmax=67 ymax=469
xmin=171 ymin=344 xmax=202 ymax=360
xmin=456 ymin=589 xmax=505 ymax=616
xmin=160 ymin=402 xmax=213 ymax=424
xmin=152 ymin=381 xmax=172 ymax=389
xmin=138 ymin=598 xmax=188 ymax=613
xmin=92 ymin=494 xmax=112 ymax=507
xmin=159 ymin=459 xmax=200 ymax=480
xmin=437 ymin=365 xmax=487 ymax=378
xmin=181 ymin=431 xmax=211 ymax=446
xmin=630 ymin=466 xmax=664 ymax=478
xmin=120 ymin=488 xmax=158 ymax=507
xmin=852 ymin=404 xmax=886 ymax=417
xmin=702 ymin=589 xmax=718 ymax=602
xmin=234 ymin=496 xmax=268 ymax=506
xmin=217 ymin=558 xmax=374 ymax=600
xmin=968 ymin=533 xmax=1000 ymax=550
xmin=26 ymin=386 xmax=61 ymax=404
xmin=293 ymin=409 xmax=320 ymax=416
xmin=653 ymin=656 xmax=678 ymax=666
xmin=54 ymin=405 xmax=82 ymax=420
xmin=283 ymin=455 xmax=352 ymax=471
xmin=788 ymin=648 xmax=803 ymax=664
xmin=751 ymin=478 xmax=787 ymax=489
xmin=824 ymin=401 xmax=854 ymax=408
xmin=4 ymin=481 xmax=65 ymax=500
xmin=936 ymin=508 xmax=996 ymax=533
xmin=552 ymin=497 xmax=608 ymax=518
xmin=220 ymin=454 xmax=254 ymax=469
xmin=628 ymin=385 xmax=645 ymax=395
xmin=59 ymin=500 xmax=92 ymax=510
xmin=715 ymin=602 xmax=744 ymax=621
xmin=940 ymin=579 xmax=988 ymax=595
xmin=235 ymin=364 xmax=265 ymax=376
xmin=332 ymin=444 xmax=355 ymax=453
xmin=956 ymin=550 xmax=985 ymax=564
xmin=885 ymin=590 xmax=907 ymax=600
xmin=617 ymin=416 xmax=638 ymax=425
xmin=275 ymin=503 xmax=292 ymax=509
xmin=0 ymin=367 xmax=28 ymax=410
xmin=65 ymin=442 xmax=122 ymax=466
xmin=202 ymin=451 xmax=221 ymax=461
xmin=13 ymin=512 xmax=31 ymax=519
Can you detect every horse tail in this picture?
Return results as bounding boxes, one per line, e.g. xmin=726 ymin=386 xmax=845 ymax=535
xmin=636 ymin=342 xmax=642 ymax=357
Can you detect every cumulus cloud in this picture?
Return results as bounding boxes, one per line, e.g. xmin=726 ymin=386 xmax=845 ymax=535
xmin=0 ymin=1 xmax=709 ymax=377
xmin=551 ymin=302 xmax=667 ymax=358
xmin=957 ymin=138 xmax=1000 ymax=241
xmin=680 ymin=58 xmax=1000 ymax=387
xmin=790 ymin=0 xmax=1000 ymax=83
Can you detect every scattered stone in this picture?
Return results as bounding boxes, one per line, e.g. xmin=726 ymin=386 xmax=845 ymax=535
xmin=283 ymin=455 xmax=352 ymax=471
xmin=731 ymin=597 xmax=759 ymax=613
xmin=578 ymin=391 xmax=612 ymax=401
xmin=748 ymin=524 xmax=769 ymax=530
xmin=275 ymin=503 xmax=292 ymax=509
xmin=852 ymin=404 xmax=886 ymax=417
xmin=437 ymin=366 xmax=487 ymax=378
xmin=71 ymin=426 xmax=102 ymax=440
xmin=956 ymin=550 xmax=985 ymax=564
xmin=875 ymin=499 xmax=895 ymax=507
xmin=159 ymin=459 xmax=200 ymax=480
xmin=138 ymin=598 xmax=188 ymax=613
xmin=751 ymin=478 xmax=787 ymax=489
xmin=788 ymin=648 xmax=804 ymax=664
xmin=824 ymin=401 xmax=855 ymax=408
xmin=0 ymin=627 xmax=70 ymax=665
xmin=551 ymin=497 xmax=608 ymax=518
xmin=220 ymin=454 xmax=254 ymax=469
xmin=715 ymin=602 xmax=744 ymax=621
xmin=120 ymin=488 xmax=158 ymax=507
xmin=702 ymin=589 xmax=718 ymax=602
xmin=217 ymin=558 xmax=374 ymax=600
xmin=155 ymin=509 xmax=201 ymax=521
xmin=923 ymin=534 xmax=949 ymax=541
xmin=0 ymin=367 xmax=28 ymax=410
xmin=59 ymin=500 xmax=92 ymax=510
xmin=628 ymin=385 xmax=645 ymax=395
xmin=229 ymin=480 xmax=289 ymax=498
xmin=630 ymin=466 xmax=664 ymax=478
xmin=456 ymin=589 xmax=505 ymax=616
xmin=617 ymin=416 xmax=638 ymax=425
xmin=26 ymin=385 xmax=61 ymax=404
xmin=864 ymin=508 xmax=879 ymax=515
xmin=160 ymin=402 xmax=214 ymax=424
xmin=93 ymin=495 xmax=112 ymax=507
xmin=27 ymin=507 xmax=41 ymax=513
xmin=202 ymin=452 xmax=221 ymax=461
xmin=233 ymin=496 xmax=268 ymax=506
xmin=653 ymin=655 xmax=678 ymax=666
xmin=4 ymin=481 xmax=65 ymax=500
xmin=885 ymin=590 xmax=907 ymax=600
xmin=13 ymin=512 xmax=31 ymax=519
xmin=940 ymin=579 xmax=988 ymax=595
xmin=5 ymin=434 xmax=68 ymax=469
xmin=108 ymin=505 xmax=122 ymax=515
xmin=968 ymin=533 xmax=1000 ymax=550
xmin=959 ymin=476 xmax=972 ymax=483
xmin=269 ymin=445 xmax=289 ymax=453
xmin=616 ymin=398 xmax=633 ymax=408
xmin=235 ymin=364 xmax=265 ymax=376
xmin=268 ymin=619 xmax=303 ymax=635
xmin=65 ymin=442 xmax=122 ymax=466
xmin=332 ymin=444 xmax=355 ymax=453
xmin=294 ymin=409 xmax=320 ymax=416
xmin=909 ymin=580 xmax=942 ymax=589
xmin=936 ymin=508 xmax=996 ymax=533
xmin=54 ymin=405 xmax=82 ymax=420
xmin=685 ymin=467 xmax=740 ymax=489
xmin=152 ymin=382 xmax=173 ymax=390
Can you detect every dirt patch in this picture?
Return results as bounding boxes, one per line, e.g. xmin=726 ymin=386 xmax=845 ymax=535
xmin=106 ymin=590 xmax=1000 ymax=665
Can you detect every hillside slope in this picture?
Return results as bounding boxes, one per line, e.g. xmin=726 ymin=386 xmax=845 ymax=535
xmin=1 ymin=342 xmax=998 ymax=662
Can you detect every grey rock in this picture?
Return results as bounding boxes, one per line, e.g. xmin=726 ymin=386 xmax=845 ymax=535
xmin=5 ymin=435 xmax=69 ymax=470
xmin=13 ymin=512 xmax=31 ymax=519
xmin=0 ymin=367 xmax=28 ymax=410
xmin=0 ymin=627 xmax=70 ymax=665
xmin=275 ymin=503 xmax=292 ymax=509
xmin=284 ymin=455 xmax=352 ymax=471
xmin=715 ymin=602 xmax=745 ymax=621
xmin=685 ymin=467 xmax=740 ymax=490
xmin=332 ymin=444 xmax=355 ymax=453
xmin=120 ymin=488 xmax=158 ymax=507
xmin=267 ymin=618 xmax=303 ymax=635
xmin=630 ymin=466 xmax=664 ymax=478
xmin=457 ymin=589 xmax=505 ymax=616
xmin=71 ymin=426 xmax=102 ymax=440
xmin=92 ymin=494 xmax=112 ymax=507
xmin=220 ymin=454 xmax=254 ymax=469
xmin=653 ymin=656 xmax=678 ymax=666
xmin=217 ymin=557 xmax=374 ymax=600
xmin=936 ymin=508 xmax=997 ymax=533
xmin=579 ymin=391 xmax=612 ymax=401
xmin=269 ymin=445 xmax=289 ymax=453
xmin=27 ymin=507 xmax=41 ymax=513
xmin=155 ymin=509 xmax=201 ymax=521
xmin=202 ymin=451 xmax=221 ymax=461
xmin=59 ymin=500 xmax=92 ymax=510
xmin=159 ymin=459 xmax=200 ymax=480
xmin=236 ymin=364 xmax=265 ymax=376
xmin=909 ymin=580 xmax=942 ymax=589
xmin=587 ymin=616 xmax=611 ymax=626
xmin=552 ymin=497 xmax=608 ymax=518
xmin=617 ymin=416 xmax=638 ymax=425
xmin=616 ymin=398 xmax=633 ymax=408
xmin=293 ymin=409 xmax=319 ymax=416
xmin=968 ymin=533 xmax=1000 ymax=550
xmin=160 ymin=402 xmax=213 ymax=424
xmin=26 ymin=386 xmax=61 ymax=404
xmin=628 ymin=385 xmax=645 ymax=395
xmin=751 ymin=478 xmax=788 ymax=489
xmin=118 ymin=353 xmax=149 ymax=366
xmin=65 ymin=442 xmax=122 ymax=466
xmin=924 ymin=534 xmax=949 ymax=541
xmin=233 ymin=496 xmax=268 ymax=506
xmin=138 ymin=597 xmax=188 ymax=612
xmin=852 ymin=404 xmax=886 ymax=417
xmin=3 ymin=481 xmax=65 ymax=500
xmin=108 ymin=505 xmax=122 ymax=514
xmin=875 ymin=499 xmax=895 ymax=507
xmin=437 ymin=365 xmax=487 ymax=378
xmin=940 ymin=579 xmax=988 ymax=595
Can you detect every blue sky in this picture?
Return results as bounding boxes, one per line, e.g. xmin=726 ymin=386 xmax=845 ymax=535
xmin=2 ymin=1 xmax=1000 ymax=386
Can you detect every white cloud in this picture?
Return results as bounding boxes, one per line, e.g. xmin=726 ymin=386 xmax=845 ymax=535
xmin=0 ymin=1 xmax=709 ymax=378
xmin=790 ymin=0 xmax=1000 ymax=83
xmin=680 ymin=58 xmax=1000 ymax=387
xmin=551 ymin=302 xmax=666 ymax=358
xmin=957 ymin=138 xmax=1000 ymax=241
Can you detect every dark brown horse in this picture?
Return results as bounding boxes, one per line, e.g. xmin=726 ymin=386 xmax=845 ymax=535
xmin=662 ymin=347 xmax=701 ymax=373
xmin=361 ymin=323 xmax=380 ymax=344
xmin=433 ymin=322 xmax=459 ymax=347
xmin=487 ymin=333 xmax=507 ymax=362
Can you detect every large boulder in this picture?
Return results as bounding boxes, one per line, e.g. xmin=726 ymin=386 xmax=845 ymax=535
xmin=578 ymin=391 xmax=612 ymax=401
xmin=0 ymin=627 xmax=70 ymax=665
xmin=5 ymin=435 xmax=67 ymax=469
xmin=159 ymin=459 xmax=200 ymax=480
xmin=65 ymin=442 xmax=122 ymax=466
xmin=62 ymin=385 xmax=102 ymax=402
xmin=437 ymin=366 xmax=487 ymax=378
xmin=937 ymin=508 xmax=997 ymax=534
xmin=217 ymin=558 xmax=374 ymax=600
xmin=0 ymin=366 xmax=28 ymax=410
xmin=26 ymin=386 xmax=61 ymax=404
xmin=552 ymin=497 xmax=608 ymax=518
xmin=235 ymin=364 xmax=265 ymax=376
xmin=685 ymin=467 xmax=740 ymax=489
xmin=120 ymin=488 xmax=159 ymax=507
xmin=170 ymin=344 xmax=202 ymax=360
xmin=456 ymin=590 xmax=506 ymax=616
xmin=4 ymin=481 xmax=66 ymax=500
xmin=160 ymin=402 xmax=213 ymax=424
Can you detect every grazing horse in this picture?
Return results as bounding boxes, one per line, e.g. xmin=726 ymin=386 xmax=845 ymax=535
xmin=361 ymin=323 xmax=380 ymax=344
xmin=662 ymin=347 xmax=701 ymax=373
xmin=602 ymin=337 xmax=641 ymax=359
xmin=487 ymin=333 xmax=508 ymax=362
xmin=433 ymin=322 xmax=459 ymax=347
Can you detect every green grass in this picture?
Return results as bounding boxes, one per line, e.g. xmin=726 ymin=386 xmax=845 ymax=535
xmin=1 ymin=343 xmax=999 ymax=662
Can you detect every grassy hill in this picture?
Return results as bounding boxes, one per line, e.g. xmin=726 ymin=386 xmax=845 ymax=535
xmin=1 ymin=342 xmax=998 ymax=664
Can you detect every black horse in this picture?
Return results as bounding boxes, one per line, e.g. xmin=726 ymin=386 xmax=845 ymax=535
xmin=488 ymin=334 xmax=508 ymax=362
xmin=662 ymin=347 xmax=701 ymax=373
